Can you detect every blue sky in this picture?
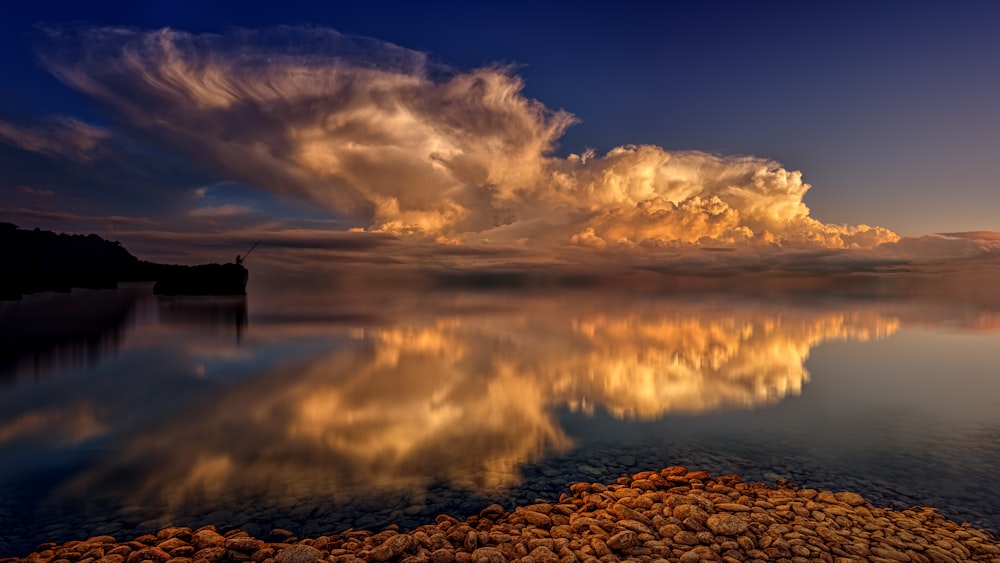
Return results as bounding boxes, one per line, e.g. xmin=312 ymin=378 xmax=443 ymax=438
xmin=1 ymin=0 xmax=999 ymax=260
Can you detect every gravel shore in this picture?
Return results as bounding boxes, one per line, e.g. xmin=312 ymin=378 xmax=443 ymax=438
xmin=5 ymin=467 xmax=999 ymax=563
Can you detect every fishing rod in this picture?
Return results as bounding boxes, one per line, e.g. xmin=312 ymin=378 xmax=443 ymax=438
xmin=236 ymin=240 xmax=261 ymax=264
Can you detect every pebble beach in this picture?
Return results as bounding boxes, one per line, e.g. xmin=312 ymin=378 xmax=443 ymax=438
xmin=5 ymin=467 xmax=999 ymax=563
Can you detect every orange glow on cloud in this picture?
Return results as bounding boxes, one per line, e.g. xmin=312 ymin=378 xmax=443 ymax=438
xmin=37 ymin=27 xmax=902 ymax=255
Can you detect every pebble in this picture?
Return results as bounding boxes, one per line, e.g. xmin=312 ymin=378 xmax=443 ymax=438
xmin=274 ymin=545 xmax=321 ymax=563
xmin=6 ymin=467 xmax=1000 ymax=563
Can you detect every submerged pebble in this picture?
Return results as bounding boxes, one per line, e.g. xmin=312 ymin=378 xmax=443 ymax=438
xmin=5 ymin=467 xmax=1000 ymax=563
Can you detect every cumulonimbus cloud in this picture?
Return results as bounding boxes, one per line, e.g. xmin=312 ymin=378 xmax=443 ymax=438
xmin=37 ymin=26 xmax=899 ymax=251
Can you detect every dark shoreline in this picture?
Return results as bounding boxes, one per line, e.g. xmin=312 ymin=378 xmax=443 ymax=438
xmin=3 ymin=467 xmax=998 ymax=563
xmin=0 ymin=224 xmax=246 ymax=300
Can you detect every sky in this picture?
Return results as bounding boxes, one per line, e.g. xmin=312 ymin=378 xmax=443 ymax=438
xmin=1 ymin=0 xmax=999 ymax=272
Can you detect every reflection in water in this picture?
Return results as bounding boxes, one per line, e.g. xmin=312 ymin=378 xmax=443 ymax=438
xmin=58 ymin=297 xmax=898 ymax=518
xmin=0 ymin=288 xmax=140 ymax=381
xmin=0 ymin=402 xmax=106 ymax=446
xmin=0 ymin=287 xmax=247 ymax=382
xmin=5 ymin=285 xmax=1000 ymax=556
xmin=157 ymin=296 xmax=248 ymax=343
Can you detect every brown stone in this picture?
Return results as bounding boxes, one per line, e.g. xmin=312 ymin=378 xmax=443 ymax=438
xmin=463 ymin=531 xmax=478 ymax=551
xmin=480 ymin=504 xmax=506 ymax=519
xmin=252 ymin=548 xmax=276 ymax=562
xmin=611 ymin=504 xmax=651 ymax=526
xmin=705 ymin=514 xmax=748 ymax=536
xmin=834 ymin=492 xmax=865 ymax=507
xmin=274 ymin=545 xmax=322 ymax=563
xmin=673 ymin=531 xmax=699 ymax=546
xmin=605 ymin=531 xmax=639 ymax=551
xmin=191 ymin=531 xmax=225 ymax=552
xmin=528 ymin=546 xmax=558 ymax=563
xmin=672 ymin=505 xmax=709 ymax=523
xmin=225 ymin=538 xmax=263 ymax=552
xmin=191 ymin=547 xmax=226 ymax=563
xmin=88 ymin=537 xmax=118 ymax=545
xmin=520 ymin=510 xmax=553 ymax=528
xmin=428 ymin=549 xmax=454 ymax=563
xmin=157 ymin=529 xmax=192 ymax=543
xmin=126 ymin=548 xmax=170 ymax=563
xmin=471 ymin=547 xmax=505 ymax=563
xmin=155 ymin=540 xmax=188 ymax=553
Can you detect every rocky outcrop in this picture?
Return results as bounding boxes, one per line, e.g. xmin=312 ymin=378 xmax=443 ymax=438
xmin=0 ymin=223 xmax=146 ymax=299
xmin=0 ymin=224 xmax=245 ymax=299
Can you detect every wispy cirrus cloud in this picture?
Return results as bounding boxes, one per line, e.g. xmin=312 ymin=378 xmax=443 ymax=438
xmin=16 ymin=186 xmax=55 ymax=198
xmin=0 ymin=207 xmax=158 ymax=230
xmin=0 ymin=116 xmax=108 ymax=162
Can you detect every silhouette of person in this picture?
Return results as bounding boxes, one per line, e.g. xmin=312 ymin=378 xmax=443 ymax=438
xmin=236 ymin=255 xmax=243 ymax=266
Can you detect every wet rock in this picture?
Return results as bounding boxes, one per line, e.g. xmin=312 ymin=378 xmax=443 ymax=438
xmin=225 ymin=538 xmax=263 ymax=553
xmin=470 ymin=548 xmax=504 ymax=563
xmin=527 ymin=547 xmax=557 ymax=563
xmin=705 ymin=513 xmax=749 ymax=536
xmin=190 ymin=531 xmax=224 ymax=552
xmin=125 ymin=548 xmax=170 ymax=563
xmin=605 ymin=531 xmax=638 ymax=551
xmin=519 ymin=510 xmax=552 ymax=528
xmin=835 ymin=492 xmax=866 ymax=507
xmin=274 ymin=546 xmax=322 ymax=563
xmin=190 ymin=547 xmax=226 ymax=563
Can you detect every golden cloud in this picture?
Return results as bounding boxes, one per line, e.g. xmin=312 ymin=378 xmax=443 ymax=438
xmin=38 ymin=26 xmax=900 ymax=253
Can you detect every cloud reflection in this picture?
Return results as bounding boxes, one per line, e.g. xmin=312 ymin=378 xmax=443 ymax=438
xmin=58 ymin=295 xmax=898 ymax=513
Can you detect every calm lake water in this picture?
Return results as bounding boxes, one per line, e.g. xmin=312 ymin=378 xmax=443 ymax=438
xmin=2 ymin=279 xmax=999 ymax=555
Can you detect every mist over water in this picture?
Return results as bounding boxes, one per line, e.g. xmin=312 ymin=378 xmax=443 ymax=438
xmin=1 ymin=279 xmax=999 ymax=556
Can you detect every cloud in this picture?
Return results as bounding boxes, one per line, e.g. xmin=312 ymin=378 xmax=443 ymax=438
xmin=0 ymin=207 xmax=159 ymax=229
xmin=937 ymin=231 xmax=1000 ymax=242
xmin=0 ymin=116 xmax=108 ymax=162
xmin=16 ymin=186 xmax=55 ymax=198
xmin=36 ymin=26 xmax=902 ymax=255
xmin=187 ymin=203 xmax=257 ymax=219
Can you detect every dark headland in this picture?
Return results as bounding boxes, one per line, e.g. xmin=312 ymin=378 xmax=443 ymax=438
xmin=0 ymin=223 xmax=247 ymax=300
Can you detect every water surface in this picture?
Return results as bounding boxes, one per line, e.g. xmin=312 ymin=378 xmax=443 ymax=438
xmin=1 ymin=281 xmax=998 ymax=555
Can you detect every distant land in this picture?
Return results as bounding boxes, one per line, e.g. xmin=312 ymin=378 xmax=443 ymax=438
xmin=0 ymin=223 xmax=245 ymax=300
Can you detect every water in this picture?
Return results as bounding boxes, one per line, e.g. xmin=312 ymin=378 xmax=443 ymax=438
xmin=2 ymin=279 xmax=999 ymax=555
